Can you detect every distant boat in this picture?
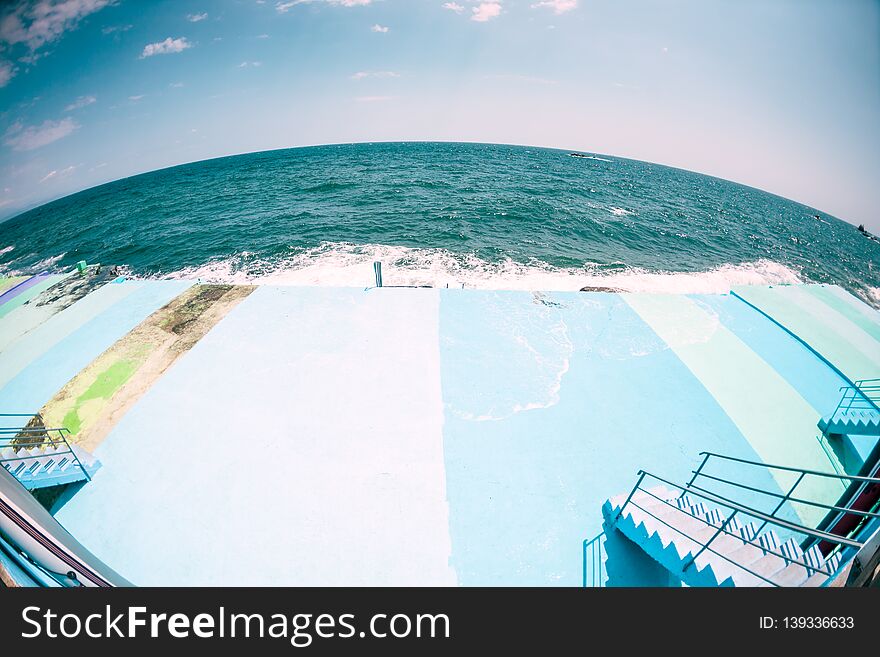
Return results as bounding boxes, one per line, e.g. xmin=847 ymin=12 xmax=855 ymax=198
xmin=858 ymin=224 xmax=879 ymax=242
xmin=569 ymin=153 xmax=613 ymax=162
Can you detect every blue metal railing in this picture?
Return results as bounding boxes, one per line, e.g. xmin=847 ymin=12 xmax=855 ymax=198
xmin=582 ymin=532 xmax=606 ymax=587
xmin=614 ymin=468 xmax=871 ymax=586
xmin=0 ymin=413 xmax=91 ymax=485
xmin=826 ymin=379 xmax=880 ymax=423
xmin=686 ymin=452 xmax=879 ymax=540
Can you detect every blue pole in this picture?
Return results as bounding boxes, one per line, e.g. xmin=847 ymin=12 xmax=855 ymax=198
xmin=373 ymin=261 xmax=383 ymax=288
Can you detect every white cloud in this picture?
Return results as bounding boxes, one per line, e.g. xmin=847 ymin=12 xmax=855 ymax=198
xmin=442 ymin=2 xmax=464 ymax=13
xmin=4 ymin=117 xmax=78 ymax=151
xmin=0 ymin=0 xmax=114 ymax=86
xmin=355 ymin=95 xmax=393 ymax=102
xmin=64 ymin=94 xmax=96 ymax=111
xmin=0 ymin=60 xmax=15 ymax=88
xmin=276 ymin=0 xmax=371 ymax=12
xmin=140 ymin=37 xmax=193 ymax=58
xmin=169 ymin=81 xmax=185 ymax=88
xmin=102 ymin=24 xmax=133 ymax=35
xmin=371 ymin=24 xmax=388 ymax=33
xmin=18 ymin=50 xmax=48 ymax=64
xmin=39 ymin=164 xmax=76 ymax=183
xmin=0 ymin=0 xmax=114 ymax=50
xmin=257 ymin=33 xmax=270 ymax=38
xmin=351 ymin=70 xmax=400 ymax=80
xmin=471 ymin=2 xmax=502 ymax=22
xmin=187 ymin=12 xmax=208 ymax=22
xmin=530 ymin=0 xmax=577 ymax=14
xmin=128 ymin=94 xmax=144 ymax=101
xmin=238 ymin=61 xmax=262 ymax=68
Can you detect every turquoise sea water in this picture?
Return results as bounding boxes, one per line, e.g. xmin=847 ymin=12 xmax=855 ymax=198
xmin=1 ymin=142 xmax=877 ymax=302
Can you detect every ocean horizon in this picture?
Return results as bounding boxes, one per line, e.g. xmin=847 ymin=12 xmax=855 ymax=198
xmin=1 ymin=142 xmax=877 ymax=305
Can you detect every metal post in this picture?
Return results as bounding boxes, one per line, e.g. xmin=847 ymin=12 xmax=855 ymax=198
xmin=615 ymin=471 xmax=646 ymax=520
xmin=582 ymin=539 xmax=587 ymax=588
xmin=681 ymin=453 xmax=710 ymax=498
xmin=755 ymin=472 xmax=805 ymax=535
xmin=682 ymin=511 xmax=737 ymax=572
xmin=373 ymin=262 xmax=383 ymax=288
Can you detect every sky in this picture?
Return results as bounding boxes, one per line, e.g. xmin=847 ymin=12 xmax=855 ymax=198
xmin=0 ymin=0 xmax=879 ymax=230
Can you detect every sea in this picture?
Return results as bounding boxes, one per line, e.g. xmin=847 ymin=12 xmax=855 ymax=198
xmin=1 ymin=142 xmax=877 ymax=305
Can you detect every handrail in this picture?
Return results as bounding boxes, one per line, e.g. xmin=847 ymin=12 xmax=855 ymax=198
xmin=633 ymin=488 xmax=841 ymax=584
xmin=633 ymin=470 xmax=862 ymax=547
xmin=0 ymin=421 xmax=91 ymax=483
xmin=693 ymin=470 xmax=880 ymax=520
xmin=0 ymin=427 xmax=71 ymax=433
xmin=685 ymin=451 xmax=880 ymax=550
xmin=829 ymin=379 xmax=880 ymax=419
xmin=582 ymin=532 xmax=606 ymax=588
xmin=695 ymin=451 xmax=880 ymax=483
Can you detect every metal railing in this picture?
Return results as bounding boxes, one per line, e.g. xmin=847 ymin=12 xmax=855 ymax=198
xmin=826 ymin=378 xmax=880 ymax=422
xmin=0 ymin=413 xmax=91 ymax=484
xmin=582 ymin=532 xmax=606 ymax=587
xmin=685 ymin=452 xmax=879 ymax=542
xmin=614 ymin=456 xmax=880 ymax=586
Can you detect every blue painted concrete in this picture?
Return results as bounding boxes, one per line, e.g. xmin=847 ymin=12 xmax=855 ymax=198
xmin=0 ymin=275 xmax=45 ymax=305
xmin=437 ymin=290 xmax=778 ymax=586
xmin=0 ymin=280 xmax=190 ymax=411
xmin=14 ymin=283 xmax=870 ymax=587
xmin=0 ymin=280 xmax=142 ymax=389
xmin=57 ymin=286 xmax=455 ymax=586
xmin=693 ymin=294 xmax=878 ymax=468
xmin=691 ymin=294 xmax=850 ymax=418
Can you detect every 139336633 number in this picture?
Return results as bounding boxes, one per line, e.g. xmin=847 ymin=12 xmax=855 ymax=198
xmin=783 ymin=617 xmax=854 ymax=629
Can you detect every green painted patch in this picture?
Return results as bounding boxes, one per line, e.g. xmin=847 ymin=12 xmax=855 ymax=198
xmin=62 ymin=358 xmax=140 ymax=435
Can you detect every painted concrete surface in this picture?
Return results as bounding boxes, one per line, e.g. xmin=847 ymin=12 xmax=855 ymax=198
xmin=6 ymin=282 xmax=875 ymax=586
xmin=0 ymin=281 xmax=142 ymax=390
xmin=0 ymin=276 xmax=26 ymax=295
xmin=0 ymin=271 xmax=114 ymax=352
xmin=624 ymin=293 xmax=844 ymax=526
xmin=692 ymin=294 xmax=851 ymax=418
xmin=57 ymin=286 xmax=456 ymax=586
xmin=0 ymin=280 xmax=191 ymax=411
xmin=733 ymin=285 xmax=880 ymax=383
xmin=0 ymin=274 xmax=68 ymax=320
xmin=438 ymin=290 xmax=775 ymax=585
xmin=0 ymin=274 xmax=48 ymax=305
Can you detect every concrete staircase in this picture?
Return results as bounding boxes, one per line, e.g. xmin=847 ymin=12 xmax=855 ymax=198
xmin=819 ymin=408 xmax=880 ymax=437
xmin=819 ymin=378 xmax=880 ymax=437
xmin=0 ymin=442 xmax=100 ymax=490
xmin=602 ymin=486 xmax=843 ymax=587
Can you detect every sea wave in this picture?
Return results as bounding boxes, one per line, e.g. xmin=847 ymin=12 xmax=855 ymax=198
xmin=146 ymin=242 xmax=804 ymax=294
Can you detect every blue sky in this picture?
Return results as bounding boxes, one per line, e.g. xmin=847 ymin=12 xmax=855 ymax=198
xmin=1 ymin=0 xmax=879 ymax=230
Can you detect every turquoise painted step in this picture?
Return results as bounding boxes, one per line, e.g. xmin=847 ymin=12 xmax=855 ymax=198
xmin=602 ymin=486 xmax=841 ymax=587
xmin=818 ymin=409 xmax=880 ymax=437
xmin=0 ymin=444 xmax=100 ymax=490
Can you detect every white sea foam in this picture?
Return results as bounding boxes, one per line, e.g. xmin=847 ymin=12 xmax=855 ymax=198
xmin=609 ymin=207 xmax=634 ymax=217
xmin=148 ymin=241 xmax=805 ymax=294
xmin=30 ymin=253 xmax=67 ymax=272
xmin=0 ymin=245 xmax=14 ymax=256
